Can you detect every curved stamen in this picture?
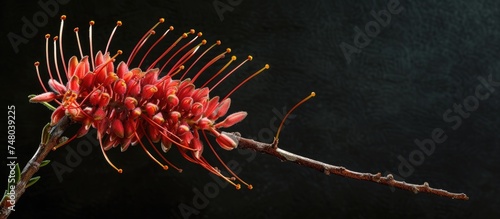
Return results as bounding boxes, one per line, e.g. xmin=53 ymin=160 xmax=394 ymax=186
xmin=140 ymin=125 xmax=182 ymax=172
xmin=140 ymin=115 xmax=195 ymax=151
xmin=201 ymin=52 xmax=235 ymax=88
xmin=191 ymin=47 xmax=230 ymax=83
xmin=147 ymin=30 xmax=190 ymax=70
xmin=158 ymin=30 xmax=200 ymax=74
xmin=97 ymin=131 xmax=123 ymax=173
xmin=275 ymin=92 xmax=316 ymax=140
xmin=105 ymin=21 xmax=122 ymax=56
xmin=45 ymin=34 xmax=55 ymax=81
xmin=53 ymin=36 xmax=64 ymax=84
xmin=128 ymin=18 xmax=165 ymax=66
xmin=202 ymin=131 xmax=252 ymax=189
xmin=134 ymin=132 xmax=169 ymax=170
xmin=74 ymin=27 xmax=84 ymax=59
xmin=180 ymin=40 xmax=219 ymax=80
xmin=167 ymin=34 xmax=205 ymax=76
xmin=59 ymin=15 xmax=67 ymax=76
xmin=138 ymin=26 xmax=174 ymax=69
xmin=209 ymin=55 xmax=252 ymax=91
xmin=89 ymin=20 xmax=95 ymax=70
xmin=223 ymin=64 xmax=269 ymax=100
xmin=34 ymin=62 xmax=48 ymax=93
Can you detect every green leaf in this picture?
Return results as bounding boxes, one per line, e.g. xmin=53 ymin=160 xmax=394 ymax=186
xmin=41 ymin=123 xmax=51 ymax=145
xmin=40 ymin=160 xmax=51 ymax=168
xmin=1 ymin=191 xmax=7 ymax=204
xmin=28 ymin=94 xmax=56 ymax=111
xmin=15 ymin=164 xmax=20 ymax=184
xmin=26 ymin=176 xmax=41 ymax=188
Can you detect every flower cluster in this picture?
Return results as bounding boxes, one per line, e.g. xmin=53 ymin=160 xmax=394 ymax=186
xmin=30 ymin=16 xmax=268 ymax=189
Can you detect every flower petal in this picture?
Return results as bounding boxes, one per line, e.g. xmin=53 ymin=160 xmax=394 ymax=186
xmin=29 ymin=92 xmax=56 ymax=103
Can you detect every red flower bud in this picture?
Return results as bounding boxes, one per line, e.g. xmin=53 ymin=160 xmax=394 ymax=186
xmin=142 ymin=84 xmax=158 ymax=100
xmin=29 ymin=92 xmax=56 ymax=103
xmin=116 ymin=61 xmax=129 ymax=78
xmin=68 ymin=75 xmax=80 ymax=92
xmin=191 ymin=102 xmax=204 ymax=117
xmin=98 ymin=92 xmax=111 ymax=108
xmin=152 ymin=112 xmax=165 ymax=125
xmin=48 ymin=79 xmax=66 ymax=94
xmin=50 ymin=106 xmax=66 ymax=125
xmin=180 ymin=97 xmax=193 ymax=112
xmin=216 ymin=133 xmax=237 ymax=150
xmin=145 ymin=102 xmax=158 ymax=116
xmin=215 ymin=111 xmax=247 ymax=128
xmin=113 ymin=79 xmax=127 ymax=95
xmin=89 ymin=90 xmax=102 ymax=106
xmin=215 ymin=98 xmax=231 ymax=118
xmin=204 ymin=96 xmax=220 ymax=117
xmin=93 ymin=107 xmax=106 ymax=121
xmin=111 ymin=119 xmax=124 ymax=138
xmin=124 ymin=96 xmax=137 ymax=110
xmin=130 ymin=107 xmax=142 ymax=120
xmin=167 ymin=94 xmax=179 ymax=107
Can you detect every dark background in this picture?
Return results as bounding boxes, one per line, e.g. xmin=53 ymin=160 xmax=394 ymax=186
xmin=1 ymin=0 xmax=499 ymax=218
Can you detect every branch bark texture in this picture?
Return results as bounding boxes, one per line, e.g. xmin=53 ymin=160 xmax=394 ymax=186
xmin=229 ymin=132 xmax=468 ymax=200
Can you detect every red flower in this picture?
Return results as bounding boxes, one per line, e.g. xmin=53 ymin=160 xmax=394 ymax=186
xmin=30 ymin=15 xmax=269 ymax=189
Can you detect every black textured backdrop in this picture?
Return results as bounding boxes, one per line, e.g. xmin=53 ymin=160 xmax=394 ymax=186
xmin=1 ymin=0 xmax=499 ymax=218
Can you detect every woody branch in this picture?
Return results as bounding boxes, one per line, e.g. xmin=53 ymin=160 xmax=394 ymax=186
xmin=0 ymin=116 xmax=71 ymax=219
xmin=226 ymin=132 xmax=469 ymax=200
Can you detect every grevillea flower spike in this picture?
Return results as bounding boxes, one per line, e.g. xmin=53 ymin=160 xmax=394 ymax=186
xmin=8 ymin=17 xmax=467 ymax=219
xmin=30 ymin=15 xmax=270 ymax=189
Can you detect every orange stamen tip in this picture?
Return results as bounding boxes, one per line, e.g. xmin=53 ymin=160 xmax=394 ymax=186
xmin=34 ymin=61 xmax=40 ymax=66
xmin=231 ymin=55 xmax=236 ymax=61
xmin=247 ymin=55 xmax=253 ymax=61
xmin=116 ymin=21 xmax=122 ymax=26
xmin=89 ymin=20 xmax=95 ymax=26
xmin=182 ymin=33 xmax=188 ymax=38
xmin=117 ymin=169 xmax=123 ymax=173
xmin=150 ymin=30 xmax=156 ymax=35
xmin=216 ymin=40 xmax=222 ymax=45
xmin=163 ymin=165 xmax=169 ymax=170
xmin=169 ymin=26 xmax=174 ymax=30
xmin=117 ymin=50 xmax=123 ymax=55
xmin=53 ymin=36 xmax=58 ymax=41
xmin=45 ymin=34 xmax=50 ymax=38
xmin=179 ymin=65 xmax=185 ymax=70
xmin=226 ymin=48 xmax=232 ymax=53
xmin=60 ymin=15 xmax=66 ymax=20
xmin=235 ymin=184 xmax=241 ymax=190
xmin=248 ymin=184 xmax=253 ymax=190
xmin=265 ymin=64 xmax=270 ymax=69
xmin=274 ymin=92 xmax=316 ymax=140
xmin=178 ymin=169 xmax=183 ymax=173
xmin=74 ymin=27 xmax=79 ymax=32
xmin=201 ymin=39 xmax=207 ymax=45
xmin=189 ymin=29 xmax=195 ymax=34
xmin=197 ymin=32 xmax=203 ymax=37
xmin=159 ymin=18 xmax=165 ymax=23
